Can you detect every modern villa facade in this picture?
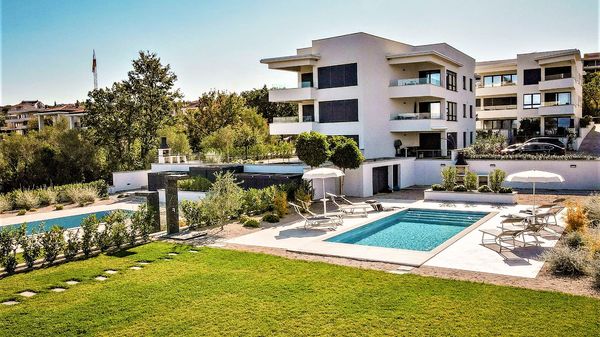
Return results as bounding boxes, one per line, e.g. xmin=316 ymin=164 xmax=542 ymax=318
xmin=475 ymin=50 xmax=583 ymax=144
xmin=261 ymin=33 xmax=477 ymax=159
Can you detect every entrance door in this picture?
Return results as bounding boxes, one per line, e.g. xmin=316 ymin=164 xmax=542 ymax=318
xmin=372 ymin=166 xmax=389 ymax=195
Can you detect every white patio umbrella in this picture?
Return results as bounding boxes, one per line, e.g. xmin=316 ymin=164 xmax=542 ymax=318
xmin=505 ymin=170 xmax=565 ymax=216
xmin=302 ymin=167 xmax=345 ymax=214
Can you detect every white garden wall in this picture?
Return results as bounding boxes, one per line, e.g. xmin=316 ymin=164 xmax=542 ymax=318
xmin=158 ymin=190 xmax=206 ymax=203
xmin=110 ymin=170 xmax=151 ymax=193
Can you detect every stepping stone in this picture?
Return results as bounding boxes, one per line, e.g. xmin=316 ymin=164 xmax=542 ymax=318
xmin=161 ymin=257 xmax=172 ymax=261
xmin=65 ymin=280 xmax=79 ymax=285
xmin=95 ymin=276 xmax=108 ymax=281
xmin=18 ymin=291 xmax=37 ymax=297
xmin=51 ymin=287 xmax=66 ymax=293
xmin=2 ymin=300 xmax=19 ymax=306
xmin=168 ymin=252 xmax=178 ymax=256
xmin=129 ymin=266 xmax=142 ymax=270
xmin=104 ymin=270 xmax=118 ymax=275
xmin=188 ymin=250 xmax=198 ymax=253
xmin=137 ymin=261 xmax=150 ymax=265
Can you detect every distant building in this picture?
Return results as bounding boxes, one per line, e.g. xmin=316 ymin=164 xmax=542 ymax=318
xmin=0 ymin=100 xmax=46 ymax=134
xmin=583 ymin=52 xmax=600 ymax=74
xmin=36 ymin=103 xmax=86 ymax=130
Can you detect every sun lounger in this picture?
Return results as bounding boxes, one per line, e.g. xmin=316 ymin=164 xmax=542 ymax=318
xmin=289 ymin=202 xmax=343 ymax=230
xmin=481 ymin=219 xmax=546 ymax=252
xmin=326 ymin=193 xmax=370 ymax=207
xmin=520 ymin=205 xmax=563 ymax=225
xmin=296 ymin=199 xmax=343 ymax=218
xmin=326 ymin=194 xmax=370 ymax=217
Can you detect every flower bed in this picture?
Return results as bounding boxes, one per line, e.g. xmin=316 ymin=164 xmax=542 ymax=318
xmin=424 ymin=189 xmax=517 ymax=204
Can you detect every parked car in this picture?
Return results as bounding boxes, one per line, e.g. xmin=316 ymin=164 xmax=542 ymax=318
xmin=500 ymin=143 xmax=523 ymax=154
xmin=524 ymin=137 xmax=565 ymax=149
xmin=514 ymin=142 xmax=566 ymax=155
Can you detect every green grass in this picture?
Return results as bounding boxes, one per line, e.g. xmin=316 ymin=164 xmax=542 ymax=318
xmin=1 ymin=242 xmax=599 ymax=336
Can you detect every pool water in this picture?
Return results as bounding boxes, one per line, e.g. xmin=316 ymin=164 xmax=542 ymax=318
xmin=2 ymin=210 xmax=132 ymax=234
xmin=326 ymin=209 xmax=488 ymax=251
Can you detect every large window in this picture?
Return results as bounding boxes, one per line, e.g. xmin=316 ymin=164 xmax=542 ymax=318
xmin=545 ymin=66 xmax=571 ymax=80
xmin=446 ymin=71 xmax=457 ymax=91
xmin=446 ymin=102 xmax=457 ymax=121
xmin=302 ymin=104 xmax=314 ymax=122
xmin=523 ymin=69 xmax=541 ymax=85
xmin=317 ymin=63 xmax=357 ymax=89
xmin=318 ymin=99 xmax=358 ymax=123
xmin=523 ymin=93 xmax=541 ymax=109
xmin=482 ymin=96 xmax=517 ymax=109
xmin=418 ymin=101 xmax=442 ymax=119
xmin=544 ymin=117 xmax=574 ymax=136
xmin=301 ymin=73 xmax=314 ymax=88
xmin=418 ymin=70 xmax=442 ymax=86
xmin=544 ymin=92 xmax=571 ymax=106
xmin=483 ymin=74 xmax=517 ymax=87
xmin=483 ymin=119 xmax=515 ymax=130
xmin=463 ymin=104 xmax=466 ymax=118
xmin=447 ymin=132 xmax=457 ymax=150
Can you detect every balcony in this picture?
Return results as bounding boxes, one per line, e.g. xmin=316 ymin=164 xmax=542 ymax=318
xmin=268 ymin=85 xmax=316 ymax=103
xmin=389 ymin=112 xmax=447 ymax=132
xmin=476 ymin=105 xmax=518 ymax=119
xmin=539 ymin=76 xmax=577 ymax=91
xmin=388 ymin=77 xmax=445 ymax=99
xmin=538 ymin=103 xmax=577 ymax=116
xmin=475 ymin=82 xmax=517 ymax=96
xmin=269 ymin=116 xmax=315 ymax=135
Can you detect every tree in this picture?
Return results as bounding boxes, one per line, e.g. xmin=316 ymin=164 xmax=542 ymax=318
xmin=583 ymin=72 xmax=600 ymax=117
xmin=203 ymin=171 xmax=243 ymax=229
xmin=234 ymin=123 xmax=260 ymax=160
xmin=329 ymin=137 xmax=364 ymax=194
xmin=295 ymin=131 xmax=330 ymax=168
xmin=158 ymin=125 xmax=191 ymax=156
xmin=241 ymin=85 xmax=297 ymax=122
xmin=201 ymin=126 xmax=236 ymax=162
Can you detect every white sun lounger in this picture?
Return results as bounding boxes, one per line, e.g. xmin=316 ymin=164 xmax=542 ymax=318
xmin=289 ymin=202 xmax=343 ymax=230
xmin=326 ymin=194 xmax=369 ymax=217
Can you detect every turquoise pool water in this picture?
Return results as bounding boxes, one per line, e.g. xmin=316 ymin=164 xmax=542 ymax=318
xmin=326 ymin=209 xmax=488 ymax=251
xmin=2 ymin=210 xmax=132 ymax=234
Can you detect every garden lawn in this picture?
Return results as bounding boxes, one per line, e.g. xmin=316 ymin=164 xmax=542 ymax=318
xmin=1 ymin=242 xmax=599 ymax=336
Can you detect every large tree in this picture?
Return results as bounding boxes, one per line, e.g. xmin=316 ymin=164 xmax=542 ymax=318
xmin=583 ymin=72 xmax=600 ymax=117
xmin=241 ymin=85 xmax=297 ymax=122
xmin=295 ymin=131 xmax=330 ymax=168
xmin=329 ymin=136 xmax=364 ymax=194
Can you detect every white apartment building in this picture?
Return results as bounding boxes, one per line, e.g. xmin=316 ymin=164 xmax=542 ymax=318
xmin=475 ymin=49 xmax=583 ymax=144
xmin=0 ymin=100 xmax=46 ymax=134
xmin=261 ymin=33 xmax=476 ymax=160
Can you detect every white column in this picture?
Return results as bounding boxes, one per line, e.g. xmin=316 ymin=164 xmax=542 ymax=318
xmin=37 ymin=115 xmax=43 ymax=130
xmin=440 ymin=131 xmax=448 ymax=157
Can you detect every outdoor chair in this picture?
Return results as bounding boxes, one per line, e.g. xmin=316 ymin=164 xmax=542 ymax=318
xmin=481 ymin=218 xmax=546 ymax=252
xmin=326 ymin=193 xmax=370 ymax=207
xmin=289 ymin=202 xmax=343 ymax=230
xmin=296 ymin=199 xmax=343 ymax=218
xmin=326 ymin=194 xmax=370 ymax=217
xmin=520 ymin=205 xmax=563 ymax=225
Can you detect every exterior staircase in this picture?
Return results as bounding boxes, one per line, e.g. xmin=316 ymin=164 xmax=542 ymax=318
xmin=578 ymin=124 xmax=600 ymax=155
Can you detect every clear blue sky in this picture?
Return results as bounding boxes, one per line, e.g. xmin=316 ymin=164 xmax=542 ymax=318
xmin=1 ymin=0 xmax=599 ymax=105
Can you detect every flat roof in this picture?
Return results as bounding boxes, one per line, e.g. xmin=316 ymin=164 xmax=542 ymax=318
xmin=260 ymin=54 xmax=320 ymax=64
xmin=387 ymin=50 xmax=464 ymax=67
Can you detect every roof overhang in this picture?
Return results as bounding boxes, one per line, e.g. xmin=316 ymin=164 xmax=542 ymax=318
xmin=535 ymin=50 xmax=581 ymax=66
xmin=476 ymin=60 xmax=518 ymax=74
xmin=386 ymin=51 xmax=463 ymax=68
xmin=260 ymin=54 xmax=320 ymax=71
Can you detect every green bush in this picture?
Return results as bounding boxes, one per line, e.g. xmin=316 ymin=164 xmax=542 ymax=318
xmin=465 ymin=153 xmax=597 ymax=160
xmin=80 ymin=215 xmax=99 ymax=257
xmin=564 ymin=231 xmax=586 ymax=249
xmin=273 ymin=189 xmax=288 ymax=217
xmin=488 ymin=169 xmax=506 ymax=192
xmin=17 ymin=209 xmax=26 ymax=216
xmin=440 ymin=166 xmax=457 ymax=191
xmin=262 ymin=213 xmax=280 ymax=223
xmin=180 ymin=200 xmax=209 ymax=228
xmin=543 ymin=246 xmax=589 ymax=276
xmin=243 ymin=219 xmax=260 ymax=228
xmin=55 ymin=205 xmax=64 ymax=211
xmin=104 ymin=210 xmax=128 ymax=249
xmin=463 ymin=133 xmax=507 ymax=156
xmin=64 ymin=230 xmax=80 ymax=261
xmin=130 ymin=203 xmax=156 ymax=242
xmin=464 ymin=170 xmax=478 ymax=191
xmin=238 ymin=214 xmax=250 ymax=224
xmin=498 ymin=187 xmax=513 ymax=194
xmin=14 ymin=190 xmax=40 ymax=210
xmin=431 ymin=184 xmax=445 ymax=191
xmin=0 ymin=226 xmax=18 ymax=273
xmin=478 ymin=185 xmax=492 ymax=193
xmin=592 ymin=260 xmax=600 ymax=289
xmin=37 ymin=188 xmax=58 ymax=206
xmin=65 ymin=185 xmax=98 ymax=206
xmin=41 ymin=225 xmax=65 ymax=264
xmin=178 ymin=177 xmax=212 ymax=191
xmin=20 ymin=225 xmax=42 ymax=269
xmin=0 ymin=195 xmax=11 ymax=213
xmin=453 ymin=185 xmax=468 ymax=192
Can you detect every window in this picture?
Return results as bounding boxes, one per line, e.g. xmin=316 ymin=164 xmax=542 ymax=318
xmin=523 ymin=69 xmax=541 ymax=85
xmin=469 ymin=131 xmax=473 ymax=145
xmin=483 ymin=119 xmax=515 ymax=130
xmin=446 ymin=102 xmax=457 ymax=121
xmin=446 ymin=71 xmax=457 ymax=91
xmin=418 ymin=101 xmax=442 ymax=119
xmin=469 ymin=105 xmax=473 ymax=118
xmin=476 ymin=98 xmax=481 ymax=107
xmin=469 ymin=78 xmax=473 ymax=91
xmin=317 ymin=63 xmax=357 ymax=89
xmin=418 ymin=70 xmax=441 ymax=86
xmin=318 ymin=99 xmax=358 ymax=123
xmin=447 ymin=132 xmax=457 ymax=150
xmin=301 ymin=73 xmax=313 ymax=87
xmin=523 ymin=93 xmax=541 ymax=109
xmin=462 ymin=132 xmax=467 ymax=148
xmin=483 ymin=74 xmax=517 ymax=87
xmin=482 ymin=96 xmax=517 ymax=109
xmin=544 ymin=117 xmax=574 ymax=136
xmin=462 ymin=76 xmax=466 ymax=90
xmin=545 ymin=66 xmax=571 ymax=80
xmin=544 ymin=92 xmax=571 ymax=106
xmin=463 ymin=104 xmax=466 ymax=118
xmin=302 ymin=104 xmax=314 ymax=122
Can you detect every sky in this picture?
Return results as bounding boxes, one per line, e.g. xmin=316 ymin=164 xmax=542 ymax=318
xmin=1 ymin=0 xmax=599 ymax=105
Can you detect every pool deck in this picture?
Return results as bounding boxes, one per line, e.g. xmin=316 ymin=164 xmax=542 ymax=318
xmin=0 ymin=202 xmax=140 ymax=227
xmin=226 ymin=200 xmax=565 ymax=278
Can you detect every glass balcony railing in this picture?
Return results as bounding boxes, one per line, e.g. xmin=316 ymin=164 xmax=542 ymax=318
xmin=541 ymin=101 xmax=572 ymax=107
xmin=389 ymin=77 xmax=441 ymax=87
xmin=544 ymin=73 xmax=572 ymax=81
xmin=302 ymin=115 xmax=314 ymax=122
xmin=390 ymin=112 xmax=442 ymax=120
xmin=476 ymin=81 xmax=517 ymax=88
xmin=477 ymin=104 xmax=518 ymax=111
xmin=300 ymin=81 xmax=313 ymax=88
xmin=272 ymin=116 xmax=300 ymax=123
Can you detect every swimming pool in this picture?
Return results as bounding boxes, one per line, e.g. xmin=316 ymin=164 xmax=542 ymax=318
xmin=2 ymin=209 xmax=132 ymax=234
xmin=326 ymin=208 xmax=488 ymax=251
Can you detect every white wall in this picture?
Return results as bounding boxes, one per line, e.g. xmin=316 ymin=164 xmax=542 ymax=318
xmin=158 ymin=190 xmax=206 ymax=203
xmin=243 ymin=164 xmax=305 ymax=174
xmin=111 ymin=170 xmax=150 ymax=193
xmin=150 ymin=163 xmax=193 ymax=173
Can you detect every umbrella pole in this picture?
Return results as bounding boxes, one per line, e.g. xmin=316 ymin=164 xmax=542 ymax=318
xmin=533 ymin=182 xmax=536 ymax=221
xmin=322 ymin=179 xmax=327 ymax=214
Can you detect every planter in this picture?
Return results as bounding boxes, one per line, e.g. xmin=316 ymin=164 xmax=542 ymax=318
xmin=424 ymin=189 xmax=517 ymax=204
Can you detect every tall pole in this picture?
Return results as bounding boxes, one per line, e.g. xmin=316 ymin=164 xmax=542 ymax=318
xmin=92 ymin=50 xmax=98 ymax=90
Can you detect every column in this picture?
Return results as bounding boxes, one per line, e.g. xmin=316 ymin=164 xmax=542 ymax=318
xmin=440 ymin=131 xmax=448 ymax=157
xmin=165 ymin=176 xmax=180 ymax=235
xmin=38 ymin=115 xmax=43 ymax=130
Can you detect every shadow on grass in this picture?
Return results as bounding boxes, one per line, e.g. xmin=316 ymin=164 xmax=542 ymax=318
xmin=107 ymin=250 xmax=137 ymax=258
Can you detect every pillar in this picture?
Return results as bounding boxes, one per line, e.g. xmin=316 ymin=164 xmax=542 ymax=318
xmin=440 ymin=131 xmax=448 ymax=157
xmin=165 ymin=176 xmax=180 ymax=235
xmin=37 ymin=115 xmax=43 ymax=130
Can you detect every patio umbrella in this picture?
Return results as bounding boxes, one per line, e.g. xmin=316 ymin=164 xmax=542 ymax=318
xmin=505 ymin=170 xmax=565 ymax=216
xmin=302 ymin=167 xmax=345 ymax=214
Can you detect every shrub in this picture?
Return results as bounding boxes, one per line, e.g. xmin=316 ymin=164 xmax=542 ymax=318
xmin=431 ymin=184 xmax=445 ymax=191
xmin=20 ymin=224 xmax=41 ymax=269
xmin=14 ymin=190 xmax=40 ymax=210
xmin=463 ymin=133 xmax=507 ymax=156
xmin=243 ymin=219 xmax=260 ymax=228
xmin=40 ymin=225 xmax=65 ymax=264
xmin=3 ymin=255 xmax=17 ymax=274
xmin=583 ymin=227 xmax=600 ymax=259
xmin=440 ymin=166 xmax=457 ymax=191
xmin=203 ymin=172 xmax=244 ymax=229
xmin=180 ymin=200 xmax=207 ymax=229
xmin=584 ymin=193 xmax=600 ymax=223
xmin=177 ymin=176 xmax=212 ymax=191
xmin=0 ymin=226 xmax=18 ymax=273
xmin=80 ymin=215 xmax=99 ymax=257
xmin=273 ymin=189 xmax=288 ymax=217
xmin=453 ymin=185 xmax=468 ymax=192
xmin=464 ymin=153 xmax=597 ymax=161
xmin=238 ymin=214 xmax=250 ymax=224
xmin=563 ymin=231 xmax=586 ymax=249
xmin=498 ymin=187 xmax=513 ymax=194
xmin=104 ymin=210 xmax=128 ymax=249
xmin=294 ymin=181 xmax=313 ymax=206
xmin=95 ymin=222 xmax=112 ymax=252
xmin=488 ymin=169 xmax=506 ymax=192
xmin=65 ymin=185 xmax=98 ymax=206
xmin=478 ymin=185 xmax=492 ymax=193
xmin=17 ymin=209 xmax=26 ymax=216
xmin=130 ymin=203 xmax=155 ymax=242
xmin=262 ymin=213 xmax=280 ymax=223
xmin=55 ymin=204 xmax=64 ymax=211
xmin=64 ymin=230 xmax=80 ymax=261
xmin=543 ymin=246 xmax=589 ymax=276
xmin=89 ymin=180 xmax=109 ymax=198
xmin=565 ymin=204 xmax=589 ymax=232
xmin=37 ymin=188 xmax=58 ymax=206
xmin=0 ymin=195 xmax=12 ymax=213
xmin=591 ymin=260 xmax=600 ymax=289
xmin=464 ymin=170 xmax=478 ymax=191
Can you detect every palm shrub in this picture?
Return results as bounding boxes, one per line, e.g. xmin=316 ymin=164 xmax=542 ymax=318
xmin=0 ymin=195 xmax=12 ymax=213
xmin=14 ymin=189 xmax=40 ymax=210
xmin=80 ymin=215 xmax=99 ymax=257
xmin=64 ymin=230 xmax=81 ymax=261
xmin=20 ymin=224 xmax=41 ymax=269
xmin=440 ymin=166 xmax=457 ymax=191
xmin=40 ymin=225 xmax=65 ymax=264
xmin=464 ymin=169 xmax=478 ymax=191
xmin=488 ymin=169 xmax=506 ymax=192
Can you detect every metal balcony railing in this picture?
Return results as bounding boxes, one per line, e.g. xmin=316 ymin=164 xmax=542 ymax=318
xmin=477 ymin=104 xmax=518 ymax=111
xmin=272 ymin=116 xmax=299 ymax=123
xmin=390 ymin=112 xmax=442 ymax=120
xmin=390 ymin=77 xmax=441 ymax=87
